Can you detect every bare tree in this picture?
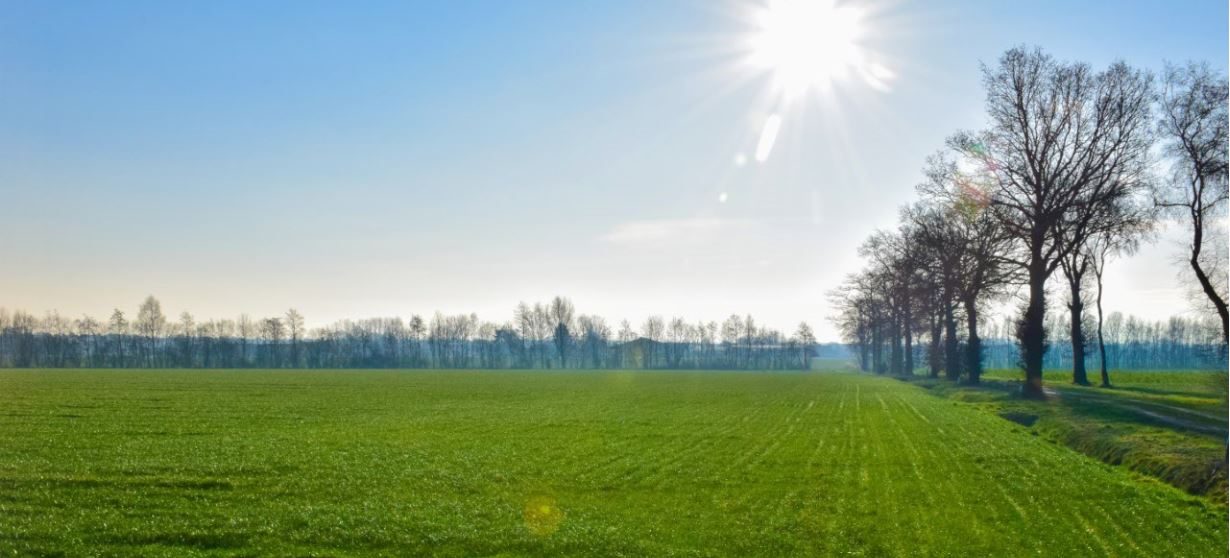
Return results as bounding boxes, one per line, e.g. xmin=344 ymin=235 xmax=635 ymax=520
xmin=642 ymin=315 xmax=664 ymax=368
xmin=1057 ymin=250 xmax=1094 ymax=384
xmin=859 ymin=229 xmax=923 ymax=376
xmin=1155 ymin=61 xmax=1229 ymax=342
xmin=577 ymin=315 xmax=611 ymax=368
xmin=107 ymin=309 xmax=128 ymax=367
xmin=915 ymin=157 xmax=1019 ymax=385
xmin=793 ymin=322 xmax=816 ymax=369
xmin=955 ymin=47 xmax=1154 ymax=397
xmin=286 ymin=309 xmax=305 ymax=367
xmin=135 ymin=296 xmax=167 ymax=367
xmin=1087 ymin=233 xmax=1140 ymax=387
xmin=617 ymin=320 xmax=635 ymax=343
xmin=408 ymin=314 xmax=426 ymax=366
xmin=549 ymin=296 xmax=575 ymax=368
xmin=261 ymin=317 xmax=285 ymax=367
xmin=76 ymin=315 xmax=101 ymax=367
xmin=237 ymin=314 xmax=254 ymax=367
xmin=177 ymin=311 xmax=195 ymax=367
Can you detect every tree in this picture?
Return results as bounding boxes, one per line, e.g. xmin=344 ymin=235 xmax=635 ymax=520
xmin=955 ymin=48 xmax=1154 ymax=397
xmin=642 ymin=316 xmax=664 ymax=368
xmin=577 ymin=315 xmax=611 ymax=368
xmin=742 ymin=315 xmax=758 ymax=369
xmin=260 ymin=317 xmax=285 ymax=367
xmin=1155 ymin=61 xmax=1229 ymax=342
xmin=1087 ymin=240 xmax=1123 ymax=386
xmin=912 ymin=162 xmax=1018 ymax=385
xmin=906 ymin=201 xmax=967 ymax=380
xmin=1058 ymin=169 xmax=1155 ymax=386
xmin=829 ymin=276 xmax=873 ymax=371
xmin=177 ymin=311 xmax=195 ymax=367
xmin=135 ymin=296 xmax=167 ymax=367
xmin=549 ymin=296 xmax=575 ymax=368
xmin=617 ymin=320 xmax=635 ymax=343
xmin=859 ymin=228 xmax=924 ymax=376
xmin=408 ymin=314 xmax=426 ymax=366
xmin=286 ymin=309 xmax=305 ymax=368
xmin=108 ymin=309 xmax=129 ymax=367
xmin=793 ymin=322 xmax=816 ymax=369
xmin=1058 ymin=250 xmax=1093 ymax=384
xmin=666 ymin=317 xmax=688 ymax=368
xmin=76 ymin=315 xmax=101 ymax=367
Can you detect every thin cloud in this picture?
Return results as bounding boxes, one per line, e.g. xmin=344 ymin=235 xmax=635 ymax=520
xmin=599 ymin=218 xmax=756 ymax=246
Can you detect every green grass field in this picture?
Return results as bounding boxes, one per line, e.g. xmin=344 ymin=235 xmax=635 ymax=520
xmin=0 ymin=370 xmax=1225 ymax=557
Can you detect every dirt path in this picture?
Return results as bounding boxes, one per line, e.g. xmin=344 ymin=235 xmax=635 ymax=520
xmin=1044 ymin=386 xmax=1228 ymax=438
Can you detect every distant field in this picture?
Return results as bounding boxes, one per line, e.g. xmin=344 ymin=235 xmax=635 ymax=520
xmin=0 ymin=370 xmax=1225 ymax=556
xmin=981 ymin=368 xmax=1227 ymax=424
xmin=984 ymin=368 xmax=1228 ymax=396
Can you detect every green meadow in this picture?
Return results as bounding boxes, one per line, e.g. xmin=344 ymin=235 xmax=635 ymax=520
xmin=0 ymin=369 xmax=1225 ymax=557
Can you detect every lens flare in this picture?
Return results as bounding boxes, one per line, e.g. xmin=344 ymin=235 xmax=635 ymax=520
xmin=755 ymin=113 xmax=782 ymax=162
xmin=523 ymin=495 xmax=564 ymax=537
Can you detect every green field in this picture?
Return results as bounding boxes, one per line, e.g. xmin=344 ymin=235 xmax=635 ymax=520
xmin=0 ymin=370 xmax=1225 ymax=556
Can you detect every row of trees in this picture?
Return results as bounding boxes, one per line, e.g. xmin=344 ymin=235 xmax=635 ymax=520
xmin=853 ymin=317 xmax=1225 ymax=374
xmin=980 ymin=313 xmax=1222 ymax=370
xmin=0 ymin=296 xmax=818 ymax=370
xmin=831 ymin=47 xmax=1228 ymax=395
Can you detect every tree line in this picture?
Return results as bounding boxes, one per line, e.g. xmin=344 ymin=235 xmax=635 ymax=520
xmin=0 ymin=296 xmax=818 ymax=370
xmin=831 ymin=47 xmax=1228 ymax=395
xmin=874 ymin=313 xmax=1224 ymax=372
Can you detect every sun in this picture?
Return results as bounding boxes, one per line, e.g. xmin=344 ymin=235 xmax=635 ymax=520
xmin=729 ymin=0 xmax=893 ymax=164
xmin=747 ymin=0 xmax=866 ymax=97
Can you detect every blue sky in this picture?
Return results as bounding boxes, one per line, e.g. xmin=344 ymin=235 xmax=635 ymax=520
xmin=1 ymin=0 xmax=1226 ymax=340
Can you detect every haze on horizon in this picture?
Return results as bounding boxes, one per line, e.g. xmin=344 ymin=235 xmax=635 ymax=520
xmin=1 ymin=0 xmax=1226 ymax=341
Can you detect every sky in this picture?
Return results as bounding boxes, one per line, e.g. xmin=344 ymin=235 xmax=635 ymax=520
xmin=0 ymin=0 xmax=1226 ymax=341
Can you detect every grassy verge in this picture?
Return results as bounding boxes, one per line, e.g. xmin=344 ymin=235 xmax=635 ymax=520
xmin=908 ymin=369 xmax=1228 ymax=502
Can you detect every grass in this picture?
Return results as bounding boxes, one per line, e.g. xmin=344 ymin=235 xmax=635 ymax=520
xmin=916 ymin=368 xmax=1228 ymax=501
xmin=984 ymin=368 xmax=1228 ymax=407
xmin=0 ymin=369 xmax=1226 ymax=557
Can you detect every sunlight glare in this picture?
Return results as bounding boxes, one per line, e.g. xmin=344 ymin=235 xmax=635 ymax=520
xmin=748 ymin=0 xmax=865 ymax=97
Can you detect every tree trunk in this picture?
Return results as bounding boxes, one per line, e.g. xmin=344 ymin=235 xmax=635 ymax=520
xmin=1096 ymin=271 xmax=1111 ymax=388
xmin=904 ymin=306 xmax=914 ymax=377
xmin=943 ymin=299 xmax=960 ymax=381
xmin=928 ymin=316 xmax=942 ymax=378
xmin=1068 ymin=276 xmax=1090 ymax=386
xmin=890 ymin=313 xmax=903 ymax=375
xmin=872 ymin=324 xmax=884 ymax=374
xmin=1020 ymin=258 xmax=1047 ymax=399
xmin=963 ymin=296 xmax=982 ymax=385
xmin=1190 ymin=234 xmax=1229 ymax=343
xmin=859 ymin=331 xmax=870 ymax=371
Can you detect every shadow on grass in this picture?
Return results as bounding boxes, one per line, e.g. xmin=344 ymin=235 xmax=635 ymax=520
xmin=896 ymin=373 xmax=1229 ymax=502
xmin=1109 ymin=384 xmax=1222 ymax=399
xmin=0 ymin=476 xmax=235 ymax=492
xmin=99 ymin=531 xmax=251 ymax=550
